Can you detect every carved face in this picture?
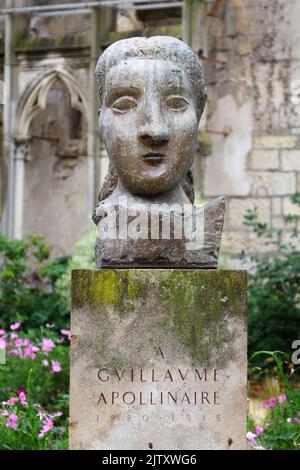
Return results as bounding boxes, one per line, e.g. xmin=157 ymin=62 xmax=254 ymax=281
xmin=99 ymin=58 xmax=199 ymax=196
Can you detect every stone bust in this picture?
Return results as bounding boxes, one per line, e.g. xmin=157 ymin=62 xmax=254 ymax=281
xmin=93 ymin=36 xmax=225 ymax=268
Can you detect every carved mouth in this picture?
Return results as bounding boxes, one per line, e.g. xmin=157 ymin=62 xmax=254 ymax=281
xmin=143 ymin=153 xmax=165 ymax=164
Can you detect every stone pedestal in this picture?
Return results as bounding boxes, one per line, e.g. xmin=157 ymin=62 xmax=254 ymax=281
xmin=70 ymin=269 xmax=247 ymax=450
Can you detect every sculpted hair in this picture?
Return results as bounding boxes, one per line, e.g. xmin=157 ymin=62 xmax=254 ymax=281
xmin=95 ymin=36 xmax=207 ymax=120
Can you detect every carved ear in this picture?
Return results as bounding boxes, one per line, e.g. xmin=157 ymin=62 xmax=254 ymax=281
xmin=181 ymin=170 xmax=194 ymax=204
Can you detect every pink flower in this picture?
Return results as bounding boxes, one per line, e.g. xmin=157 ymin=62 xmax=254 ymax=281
xmin=11 ymin=348 xmax=22 ymax=358
xmin=255 ymin=425 xmax=263 ymax=436
xmin=247 ymin=431 xmax=257 ymax=446
xmin=263 ymin=397 xmax=276 ymax=409
xmin=53 ymin=411 xmax=63 ymax=417
xmin=7 ymin=397 xmax=18 ymax=406
xmin=24 ymin=344 xmax=38 ymax=359
xmin=61 ymin=329 xmax=71 ymax=341
xmin=6 ymin=413 xmax=18 ymax=430
xmin=17 ymin=387 xmax=27 ymax=397
xmin=0 ymin=329 xmax=6 ymax=335
xmin=39 ymin=416 xmax=54 ymax=438
xmin=42 ymin=359 xmax=49 ymax=366
xmin=56 ymin=337 xmax=64 ymax=344
xmin=287 ymin=417 xmax=292 ymax=424
xmin=10 ymin=333 xmax=18 ymax=340
xmin=0 ymin=338 xmax=6 ymax=349
xmin=294 ymin=417 xmax=300 ymax=424
xmin=41 ymin=338 xmax=55 ymax=353
xmin=10 ymin=322 xmax=20 ymax=331
xmin=46 ymin=323 xmax=55 ymax=329
xmin=51 ymin=360 xmax=61 ymax=373
xmin=19 ymin=392 xmax=27 ymax=406
xmin=278 ymin=394 xmax=286 ymax=404
xmin=15 ymin=338 xmax=23 ymax=347
xmin=2 ymin=410 xmax=9 ymax=417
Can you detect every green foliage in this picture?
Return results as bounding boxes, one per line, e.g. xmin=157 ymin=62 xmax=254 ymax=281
xmin=248 ymin=351 xmax=300 ymax=450
xmin=0 ymin=328 xmax=69 ymax=414
xmin=238 ymin=194 xmax=300 ymax=372
xmin=55 ymin=222 xmax=95 ymax=312
xmin=0 ymin=393 xmax=67 ymax=450
xmin=0 ymin=326 xmax=69 ymax=450
xmin=0 ymin=348 xmax=68 ymax=414
xmin=0 ymin=225 xmax=96 ymax=450
xmin=0 ymin=234 xmax=69 ymax=329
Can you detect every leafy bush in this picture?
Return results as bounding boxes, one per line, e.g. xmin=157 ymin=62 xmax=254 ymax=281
xmin=0 ymin=234 xmax=69 ymax=330
xmin=55 ymin=222 xmax=95 ymax=312
xmin=238 ymin=194 xmax=300 ymax=371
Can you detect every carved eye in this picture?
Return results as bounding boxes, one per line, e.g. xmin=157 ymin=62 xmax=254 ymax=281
xmin=111 ymin=96 xmax=137 ymax=114
xmin=164 ymin=95 xmax=189 ymax=111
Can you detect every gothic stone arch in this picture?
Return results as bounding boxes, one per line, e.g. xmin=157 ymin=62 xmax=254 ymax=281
xmin=15 ymin=66 xmax=88 ymax=140
xmin=13 ymin=66 xmax=88 ymax=239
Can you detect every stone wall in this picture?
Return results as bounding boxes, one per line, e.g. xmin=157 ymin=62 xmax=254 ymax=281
xmin=0 ymin=2 xmax=182 ymax=256
xmin=205 ymin=0 xmax=300 ymax=261
xmin=0 ymin=2 xmax=4 ymax=227
xmin=23 ymin=80 xmax=88 ymax=257
xmin=1 ymin=0 xmax=299 ymax=262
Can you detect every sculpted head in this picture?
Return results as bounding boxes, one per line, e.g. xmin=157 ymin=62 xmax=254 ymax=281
xmin=96 ymin=36 xmax=207 ymax=197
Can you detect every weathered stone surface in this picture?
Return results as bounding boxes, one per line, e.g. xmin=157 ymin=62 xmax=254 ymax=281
xmin=249 ymin=171 xmax=296 ymax=196
xmin=70 ymin=269 xmax=247 ymax=450
xmin=271 ymin=216 xmax=296 ymax=230
xmin=94 ymin=196 xmax=225 ymax=269
xmin=248 ymin=150 xmax=279 ymax=170
xmin=253 ymin=135 xmax=297 ymax=149
xmin=228 ymin=197 xmax=271 ymax=230
xmin=297 ymin=173 xmax=300 ymax=193
xmin=204 ymin=95 xmax=252 ymax=198
xmin=283 ymin=196 xmax=300 ymax=216
xmin=223 ymin=230 xmax=277 ymax=254
xmin=281 ymin=231 xmax=300 ymax=250
xmin=271 ymin=197 xmax=282 ymax=217
xmin=281 ymin=150 xmax=300 ymax=171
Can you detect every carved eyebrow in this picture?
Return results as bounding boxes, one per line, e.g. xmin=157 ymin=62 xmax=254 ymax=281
xmin=157 ymin=83 xmax=191 ymax=96
xmin=106 ymin=83 xmax=142 ymax=94
xmin=105 ymin=85 xmax=141 ymax=104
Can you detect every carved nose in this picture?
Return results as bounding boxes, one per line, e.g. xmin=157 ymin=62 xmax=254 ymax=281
xmin=138 ymin=125 xmax=169 ymax=145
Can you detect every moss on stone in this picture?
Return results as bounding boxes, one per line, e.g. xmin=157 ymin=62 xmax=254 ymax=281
xmin=72 ymin=269 xmax=247 ymax=368
xmin=15 ymin=33 xmax=90 ymax=53
xmin=144 ymin=24 xmax=182 ymax=39
xmin=197 ymin=130 xmax=212 ymax=157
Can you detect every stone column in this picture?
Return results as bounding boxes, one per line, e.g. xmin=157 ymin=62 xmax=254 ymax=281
xmin=13 ymin=138 xmax=31 ymax=239
xmin=183 ymin=0 xmax=207 ymax=56
xmin=2 ymin=11 xmax=17 ymax=238
xmin=87 ymin=6 xmax=116 ymax=213
xmin=1 ymin=7 xmax=29 ymax=237
xmin=182 ymin=0 xmax=208 ymax=197
xmin=70 ymin=269 xmax=247 ymax=450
